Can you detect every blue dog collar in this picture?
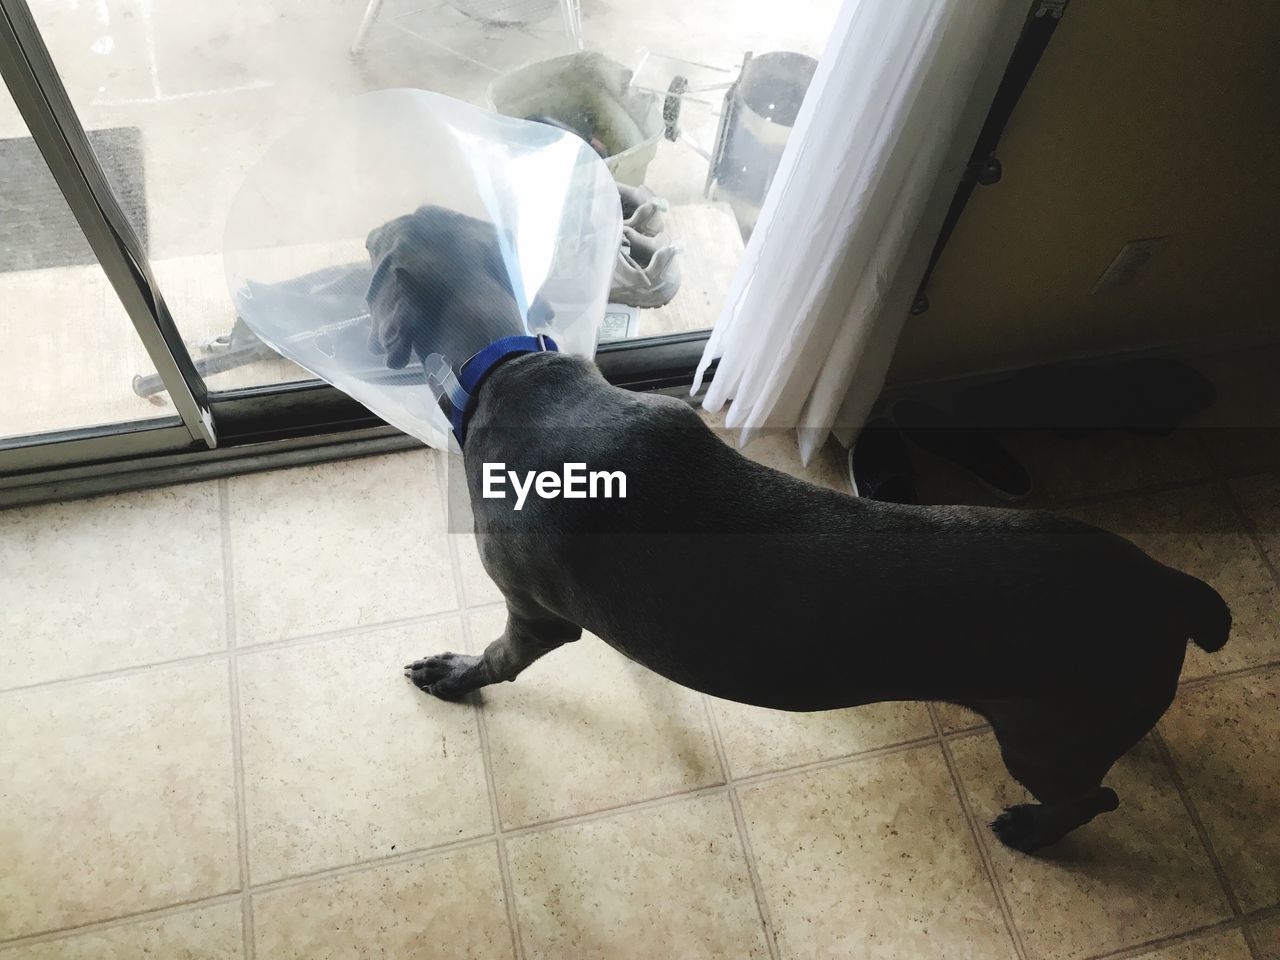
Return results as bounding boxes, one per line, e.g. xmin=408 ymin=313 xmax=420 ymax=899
xmin=444 ymin=334 xmax=558 ymax=447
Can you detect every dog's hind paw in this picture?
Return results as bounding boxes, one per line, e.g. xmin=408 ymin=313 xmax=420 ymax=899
xmin=404 ymin=652 xmax=484 ymax=700
xmin=990 ymin=804 xmax=1046 ymax=853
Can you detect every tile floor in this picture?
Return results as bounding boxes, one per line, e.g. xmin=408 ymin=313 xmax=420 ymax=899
xmin=2 ymin=413 xmax=1278 ymax=959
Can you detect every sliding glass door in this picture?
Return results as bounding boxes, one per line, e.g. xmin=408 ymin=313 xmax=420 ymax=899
xmin=0 ymin=0 xmax=839 ymax=501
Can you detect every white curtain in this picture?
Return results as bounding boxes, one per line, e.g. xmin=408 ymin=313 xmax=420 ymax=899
xmin=693 ymin=0 xmax=1030 ymax=463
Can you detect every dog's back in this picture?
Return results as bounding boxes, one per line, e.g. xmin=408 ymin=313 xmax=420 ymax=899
xmin=465 ymin=352 xmax=1226 ymax=711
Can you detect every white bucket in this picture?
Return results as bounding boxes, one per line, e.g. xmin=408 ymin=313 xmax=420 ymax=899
xmin=487 ymin=52 xmax=664 ymax=186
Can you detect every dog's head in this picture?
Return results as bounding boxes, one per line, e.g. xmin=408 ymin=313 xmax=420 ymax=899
xmin=364 ymin=205 xmax=552 ymax=370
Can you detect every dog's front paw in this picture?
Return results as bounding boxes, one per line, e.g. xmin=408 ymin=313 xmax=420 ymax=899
xmin=403 ymin=652 xmax=484 ymax=700
xmin=990 ymin=804 xmax=1046 ymax=853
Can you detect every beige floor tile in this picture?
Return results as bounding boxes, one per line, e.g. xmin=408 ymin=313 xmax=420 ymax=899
xmin=1253 ymin=915 xmax=1280 ymax=960
xmin=1 ymin=902 xmax=244 ymax=960
xmin=228 ymin=452 xmax=456 ymax=645
xmin=1004 ymin=429 xmax=1211 ymax=503
xmin=1159 ymin=669 xmax=1280 ymax=914
xmin=457 ymin=533 xmax=505 ymax=608
xmin=936 ymin=701 xmax=989 ymax=733
xmin=0 ymin=663 xmax=239 ymax=939
xmin=698 ymin=410 xmax=853 ymax=494
xmin=740 ymin=745 xmax=1017 ymax=960
xmin=0 ymin=482 xmax=226 ymax=689
xmin=1127 ymin=927 xmax=1253 ymax=960
xmin=1232 ymin=473 xmax=1280 ymax=570
xmin=1069 ymin=484 xmax=1280 ymax=680
xmin=252 ymin=843 xmax=511 ymax=959
xmin=709 ymin=697 xmax=933 ymax=778
xmin=238 ymin=618 xmax=491 ymax=883
xmin=507 ymin=793 xmax=768 ymax=960
xmin=949 ymin=734 xmax=1231 ymax=960
xmin=469 ymin=608 xmax=722 ymax=828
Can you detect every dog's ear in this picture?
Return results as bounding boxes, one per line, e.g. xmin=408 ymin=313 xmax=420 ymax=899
xmin=365 ymin=215 xmax=404 ymax=258
xmin=365 ymin=256 xmax=391 ymax=305
xmin=367 ymin=298 xmax=415 ymax=369
xmin=471 ymin=225 xmax=515 ymax=292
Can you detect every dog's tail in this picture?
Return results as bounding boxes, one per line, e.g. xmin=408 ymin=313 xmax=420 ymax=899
xmin=1173 ymin=570 xmax=1232 ymax=652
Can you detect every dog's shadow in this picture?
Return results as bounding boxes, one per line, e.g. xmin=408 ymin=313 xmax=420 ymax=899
xmin=1001 ymin=731 xmax=1270 ymax=897
xmin=469 ymin=640 xmax=719 ymax=781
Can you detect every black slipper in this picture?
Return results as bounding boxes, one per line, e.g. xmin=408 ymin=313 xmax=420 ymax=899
xmin=892 ymin=399 xmax=1033 ymax=502
xmin=953 ymin=358 xmax=1216 ymax=436
xmin=848 ymin=417 xmax=918 ymax=503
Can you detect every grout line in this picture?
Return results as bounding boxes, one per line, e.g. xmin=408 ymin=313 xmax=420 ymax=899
xmin=438 ymin=734 xmax=946 ymax=844
xmin=1218 ymin=462 xmax=1280 ymax=485
xmin=1242 ymin=924 xmax=1264 ymax=960
xmin=927 ymin=704 xmax=1029 ymax=960
xmin=1149 ymin=730 xmax=1246 ymax=920
xmin=939 ymin=714 xmax=991 ymax=736
xmin=205 ymin=833 xmax=503 ymax=901
xmin=447 ymin=529 xmax=525 ymax=960
xmin=0 ymin=893 xmax=246 ymax=950
xmin=1088 ymin=916 xmax=1247 ymax=960
xmin=0 ymin=652 xmax=227 ymax=698
xmin=219 ymin=476 xmax=238 ymax=653
xmin=700 ymin=696 xmax=781 ymax=960
xmin=1245 ymin=902 xmax=1280 ymax=925
xmin=1037 ymin=475 xmax=1214 ymax=512
xmin=943 ymin=723 xmax=992 ymax=742
xmin=732 ymin=734 xmax=939 ymax=791
xmin=220 ymin=479 xmax=256 ymax=960
xmin=247 ymin=790 xmax=735 ymax=901
xmin=1202 ymin=444 xmax=1280 ymax=605
xmin=732 ymin=737 xmax=942 ymax=788
xmin=0 ymin=604 xmax=507 ymax=700
xmin=477 ymin=715 xmax=524 ymax=960
xmin=1242 ymin=904 xmax=1279 ymax=960
xmin=501 ymin=783 xmax=732 ymax=842
xmin=1176 ymin=659 xmax=1280 ymax=691
xmin=229 ymin=657 xmax=256 ymax=960
xmin=1220 ymin=476 xmax=1280 ymax=591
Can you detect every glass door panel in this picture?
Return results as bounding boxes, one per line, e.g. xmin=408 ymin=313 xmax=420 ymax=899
xmin=28 ymin=0 xmax=838 ymax=398
xmin=0 ymin=76 xmax=178 ymax=441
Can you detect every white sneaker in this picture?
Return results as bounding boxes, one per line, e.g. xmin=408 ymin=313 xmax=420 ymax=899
xmin=610 ymin=226 xmax=680 ymax=309
xmin=617 ymin=183 xmax=667 ymax=236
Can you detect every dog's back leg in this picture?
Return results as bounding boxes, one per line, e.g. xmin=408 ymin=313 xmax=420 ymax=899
xmin=980 ymin=639 xmax=1184 ymax=853
xmin=406 ymin=594 xmax=582 ymax=700
xmin=981 ymin=702 xmax=1135 ymax=854
xmin=982 ymin=681 xmax=1176 ymax=853
xmin=987 ymin=737 xmax=1119 ymax=854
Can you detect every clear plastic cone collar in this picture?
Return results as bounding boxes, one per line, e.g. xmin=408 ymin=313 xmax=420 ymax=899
xmin=223 ymin=89 xmax=622 ymax=452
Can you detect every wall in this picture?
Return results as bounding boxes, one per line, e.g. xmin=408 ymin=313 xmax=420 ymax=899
xmin=886 ymin=0 xmax=1280 ymax=385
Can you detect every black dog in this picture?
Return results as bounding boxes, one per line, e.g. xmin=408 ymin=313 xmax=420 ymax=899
xmin=372 ymin=207 xmax=1231 ymax=853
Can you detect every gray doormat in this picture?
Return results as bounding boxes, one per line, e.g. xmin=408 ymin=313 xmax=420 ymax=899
xmin=0 ymin=126 xmax=147 ymax=273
